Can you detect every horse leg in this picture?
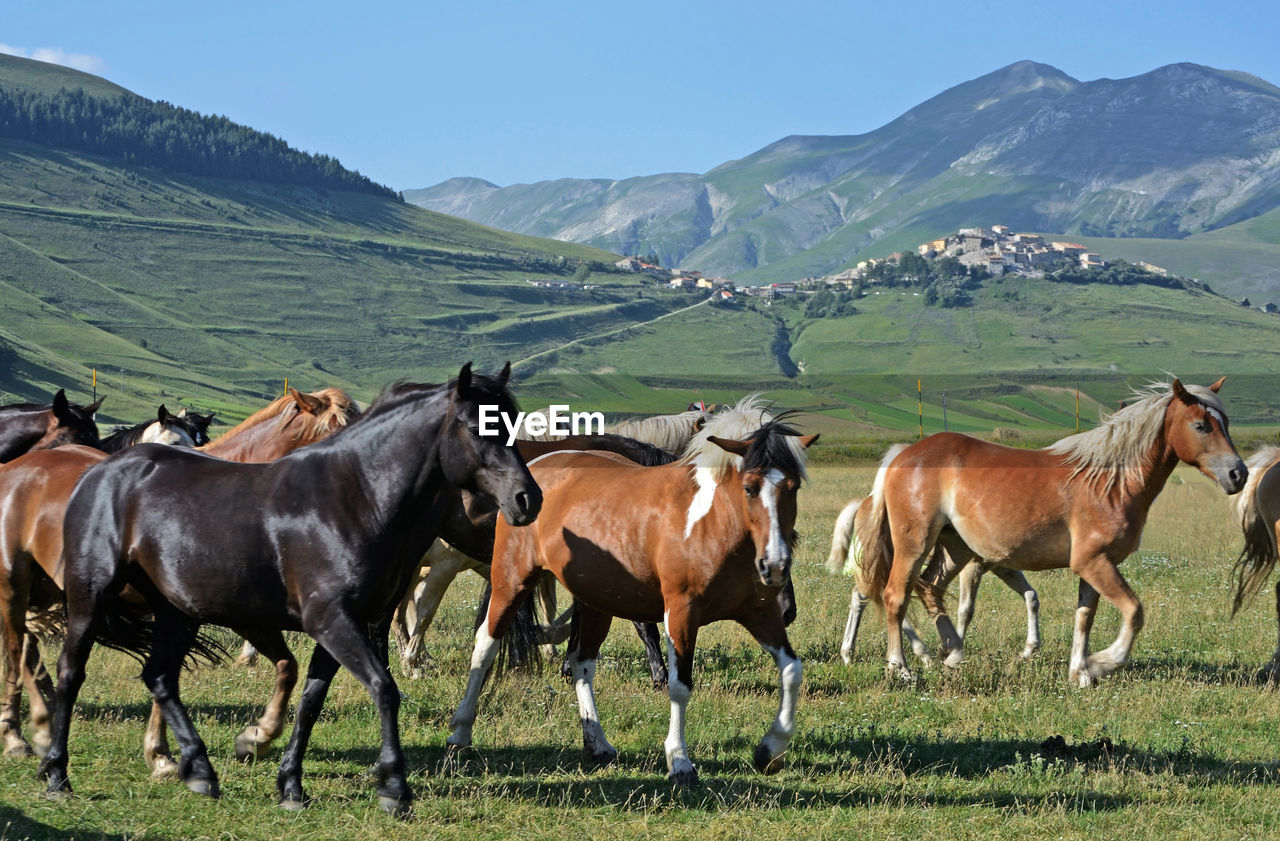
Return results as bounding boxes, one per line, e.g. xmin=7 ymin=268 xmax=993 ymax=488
xmin=37 ymin=602 xmax=99 ymax=796
xmin=447 ymin=567 xmax=538 ymax=756
xmin=883 ymin=520 xmax=943 ymax=682
xmin=955 ymin=561 xmax=983 ymax=641
xmin=1263 ymin=581 xmax=1280 ymax=682
xmin=740 ymin=606 xmax=801 ymax=776
xmin=0 ymin=571 xmax=33 ymax=757
xmin=233 ymin=629 xmax=298 ymax=762
xmin=924 ymin=536 xmax=973 ymax=667
xmin=303 ymin=615 xmax=411 ymax=817
xmin=235 ymin=641 xmax=259 ymax=668
xmin=1071 ymin=559 xmax=1144 ymax=686
xmin=396 ymin=543 xmax=476 ymax=678
xmin=632 ymin=621 xmax=667 ymax=689
xmin=20 ymin=634 xmax=55 ymax=758
xmin=564 ymin=603 xmax=617 ymax=765
xmin=142 ymin=700 xmax=178 ymax=778
xmin=990 ymin=566 xmax=1041 ymax=659
xmin=276 ymin=644 xmax=341 ymax=810
xmin=662 ymin=601 xmax=701 ymax=785
xmin=141 ymin=611 xmax=219 ymax=797
xmin=1068 ymin=579 xmax=1101 ymax=687
xmin=839 ymin=585 xmax=868 ymax=665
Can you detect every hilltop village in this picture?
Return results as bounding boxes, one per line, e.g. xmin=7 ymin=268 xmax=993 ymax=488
xmin=605 ymin=224 xmax=1180 ymax=301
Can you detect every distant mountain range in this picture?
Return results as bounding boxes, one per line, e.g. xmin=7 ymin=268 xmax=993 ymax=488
xmin=406 ymin=61 xmax=1280 ymax=284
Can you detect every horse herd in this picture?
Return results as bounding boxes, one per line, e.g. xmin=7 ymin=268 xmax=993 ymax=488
xmin=0 ymin=371 xmax=1273 ymax=817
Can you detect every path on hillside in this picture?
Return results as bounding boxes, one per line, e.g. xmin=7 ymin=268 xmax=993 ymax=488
xmin=511 ymin=294 xmax=713 ymax=369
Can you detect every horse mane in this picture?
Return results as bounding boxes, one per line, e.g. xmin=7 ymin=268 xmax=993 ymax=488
xmin=610 ymin=410 xmax=707 ymax=454
xmin=100 ymin=420 xmax=153 ymax=453
xmin=1230 ymin=446 xmax=1280 ymax=613
xmin=680 ymin=394 xmax=808 ymax=481
xmin=213 ymin=387 xmax=358 ymax=446
xmin=1047 ymin=380 xmax=1226 ymax=491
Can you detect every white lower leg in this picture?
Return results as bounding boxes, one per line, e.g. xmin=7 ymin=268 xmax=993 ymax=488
xmin=447 ymin=623 xmax=501 ymax=749
xmin=840 ymin=588 xmax=868 ymax=664
xmin=662 ymin=628 xmax=695 ymax=781
xmin=1023 ymin=588 xmax=1042 ymax=657
xmin=571 ymin=658 xmax=615 ymax=762
xmin=1069 ymin=605 xmax=1093 ymax=686
xmin=755 ymin=646 xmax=801 ymax=774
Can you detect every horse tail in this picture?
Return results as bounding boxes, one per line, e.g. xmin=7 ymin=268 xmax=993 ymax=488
xmin=826 ymin=498 xmax=862 ymax=574
xmin=851 ymin=444 xmax=906 ymax=607
xmin=92 ymin=594 xmax=227 ymax=667
xmin=1231 ymin=447 xmax=1280 ymax=615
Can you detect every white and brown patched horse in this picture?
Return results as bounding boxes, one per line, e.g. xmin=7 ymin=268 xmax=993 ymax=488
xmin=827 ymin=477 xmax=1042 ymax=667
xmin=1230 ymin=446 xmax=1280 ymax=680
xmin=851 ymin=379 xmax=1245 ymax=687
xmin=447 ymin=405 xmax=816 ymax=784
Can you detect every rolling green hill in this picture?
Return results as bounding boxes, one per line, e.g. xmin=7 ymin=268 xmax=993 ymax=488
xmin=4 ymin=53 xmax=1280 ymax=441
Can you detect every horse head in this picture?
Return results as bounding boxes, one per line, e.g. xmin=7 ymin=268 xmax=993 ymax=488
xmin=709 ymin=422 xmax=818 ymax=588
xmin=441 ymin=362 xmax=541 ymax=527
xmin=137 ymin=405 xmax=206 ymax=447
xmin=36 ymin=389 xmax=103 ymax=451
xmin=1167 ymin=377 xmax=1246 ymax=494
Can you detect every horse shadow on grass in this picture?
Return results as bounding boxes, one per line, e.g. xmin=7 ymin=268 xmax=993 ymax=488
xmin=0 ymin=804 xmax=179 ymax=841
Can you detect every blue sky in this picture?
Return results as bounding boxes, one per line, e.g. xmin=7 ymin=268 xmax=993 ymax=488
xmin=5 ymin=1 xmax=1279 ymax=191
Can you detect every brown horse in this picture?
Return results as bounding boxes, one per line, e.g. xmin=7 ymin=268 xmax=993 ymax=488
xmin=0 ymin=390 xmax=103 ymax=462
xmin=1229 ymin=446 xmax=1280 ymax=680
xmin=829 ymin=489 xmax=1041 ymax=666
xmin=853 ymin=379 xmax=1245 ymax=687
xmin=447 ymin=407 xmax=815 ymax=784
xmin=0 ymin=388 xmax=356 ymax=764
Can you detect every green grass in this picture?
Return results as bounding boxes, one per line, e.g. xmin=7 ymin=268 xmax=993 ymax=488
xmin=6 ymin=465 xmax=1280 ymax=839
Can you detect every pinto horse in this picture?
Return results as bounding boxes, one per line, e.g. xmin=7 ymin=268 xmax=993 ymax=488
xmin=40 ymin=365 xmax=540 ymax=815
xmin=828 ymin=488 xmax=1041 ymax=666
xmin=853 ymin=379 xmax=1245 ymax=687
xmin=447 ymin=412 xmax=815 ymax=784
xmin=100 ymin=405 xmax=215 ymax=452
xmin=0 ymin=390 xmax=102 ymax=462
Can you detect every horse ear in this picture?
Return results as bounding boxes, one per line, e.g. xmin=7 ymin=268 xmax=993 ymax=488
xmin=1209 ymin=376 xmax=1226 ymax=393
xmin=176 ymin=408 xmax=188 ymax=417
xmin=51 ymin=389 xmax=71 ymax=421
xmin=497 ymin=361 xmax=511 ymax=387
xmin=157 ymin=404 xmax=171 ymax=422
xmin=798 ymin=434 xmax=820 ymax=449
xmin=1171 ymin=379 xmax=1196 ymax=405
xmin=85 ymin=396 xmax=104 ymax=414
xmin=707 ymin=435 xmax=749 ymax=457
xmin=289 ymin=387 xmax=325 ymax=415
xmin=456 ymin=362 xmax=474 ymax=396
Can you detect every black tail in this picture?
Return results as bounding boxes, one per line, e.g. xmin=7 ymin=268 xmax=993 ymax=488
xmin=473 ymin=582 xmax=543 ymax=675
xmin=95 ymin=595 xmax=227 ymax=668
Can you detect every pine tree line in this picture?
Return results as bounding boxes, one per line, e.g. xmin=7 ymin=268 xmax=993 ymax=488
xmin=0 ymin=86 xmax=397 ymax=199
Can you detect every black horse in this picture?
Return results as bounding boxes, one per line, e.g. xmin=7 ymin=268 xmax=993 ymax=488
xmin=40 ymin=363 xmax=540 ymax=816
xmin=99 ymin=404 xmax=216 ymax=452
xmin=0 ymin=390 xmax=102 ymax=463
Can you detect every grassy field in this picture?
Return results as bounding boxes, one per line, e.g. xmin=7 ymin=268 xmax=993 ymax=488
xmin=4 ymin=462 xmax=1280 ymax=840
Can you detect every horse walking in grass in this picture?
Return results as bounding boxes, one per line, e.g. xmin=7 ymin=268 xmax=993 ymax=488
xmin=1228 ymin=446 xmax=1280 ymax=681
xmin=851 ymin=379 xmax=1244 ymax=687
xmin=828 ymin=484 xmax=1041 ymax=666
xmin=40 ymin=366 xmax=538 ymax=815
xmin=447 ymin=404 xmax=815 ymax=784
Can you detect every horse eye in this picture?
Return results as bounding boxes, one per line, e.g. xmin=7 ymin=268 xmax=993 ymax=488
xmin=743 ymin=485 xmax=758 ymax=498
xmin=1194 ymin=421 xmax=1211 ymax=434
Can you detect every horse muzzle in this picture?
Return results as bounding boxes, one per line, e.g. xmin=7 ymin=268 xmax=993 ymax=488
xmin=755 ymin=555 xmax=790 ymax=588
xmin=500 ymin=486 xmax=542 ymax=526
xmin=1210 ymin=457 xmax=1248 ymax=495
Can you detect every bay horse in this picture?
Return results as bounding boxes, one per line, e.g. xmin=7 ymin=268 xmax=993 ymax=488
xmin=0 ymin=389 xmax=355 ymax=766
xmin=447 ymin=410 xmax=815 ymax=784
xmin=40 ymin=365 xmax=540 ymax=816
xmin=853 ymin=379 xmax=1245 ymax=687
xmin=0 ymin=390 xmax=102 ymax=462
xmin=828 ymin=488 xmax=1041 ymax=666
xmin=1229 ymin=446 xmax=1280 ymax=680
xmin=1 ymin=404 xmax=210 ymax=758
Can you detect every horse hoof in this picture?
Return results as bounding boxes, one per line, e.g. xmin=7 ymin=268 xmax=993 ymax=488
xmin=667 ymin=766 xmax=700 ymax=787
xmin=1020 ymin=647 xmax=1039 ymax=660
xmin=43 ymin=786 xmax=72 ymax=802
xmin=583 ymin=746 xmax=618 ymax=767
xmin=150 ymin=757 xmax=180 ymax=780
xmin=885 ymin=664 xmax=915 ymax=684
xmin=235 ymin=729 xmax=271 ymax=762
xmin=278 ymin=798 xmax=306 ymax=811
xmin=3 ymin=740 xmax=34 ymax=758
xmin=943 ymin=649 xmax=964 ymax=668
xmin=378 ymin=795 xmax=413 ymax=819
xmin=753 ymin=742 xmax=785 ymax=775
xmin=186 ymin=778 xmax=221 ymax=798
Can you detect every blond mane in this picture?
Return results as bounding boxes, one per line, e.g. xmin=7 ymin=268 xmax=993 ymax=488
xmin=680 ymin=394 xmax=807 ymax=481
xmin=1047 ymin=381 xmax=1225 ymax=491
xmin=212 ymin=387 xmax=359 ymax=448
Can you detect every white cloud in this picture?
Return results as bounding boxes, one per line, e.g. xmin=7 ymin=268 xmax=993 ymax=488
xmin=0 ymin=43 xmax=106 ymax=74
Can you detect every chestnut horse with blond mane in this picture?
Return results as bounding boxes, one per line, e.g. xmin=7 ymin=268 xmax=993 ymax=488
xmin=852 ymin=379 xmax=1245 ymax=687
